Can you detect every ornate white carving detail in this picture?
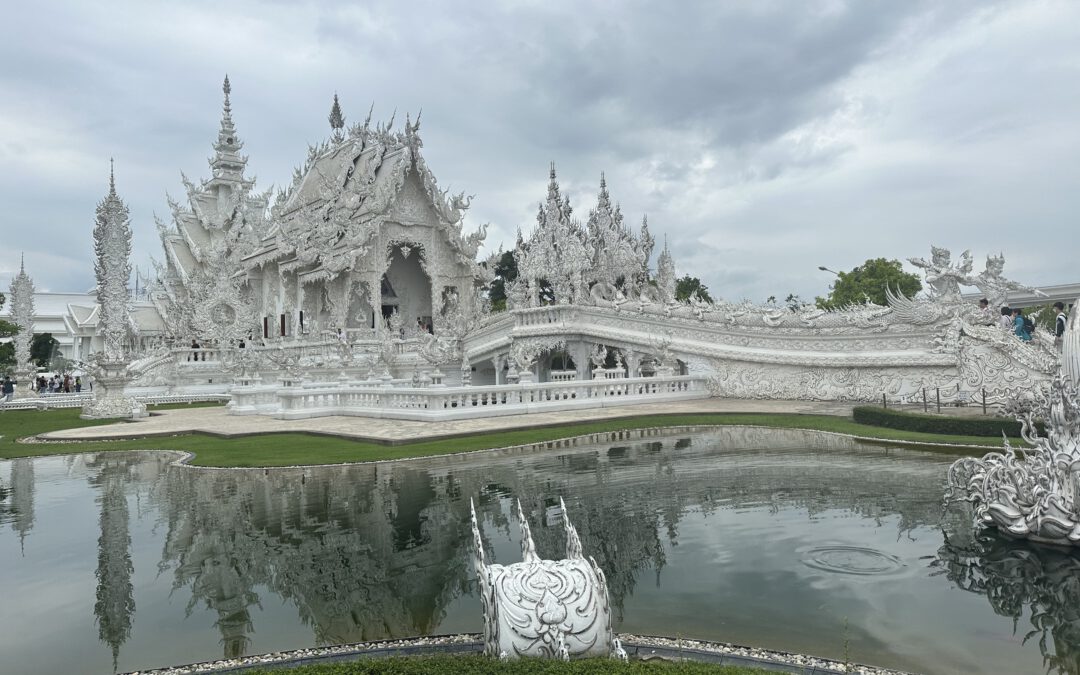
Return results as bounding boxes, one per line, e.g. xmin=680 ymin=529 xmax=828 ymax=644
xmin=8 ymin=256 xmax=35 ymax=396
xmin=470 ymin=498 xmax=625 ymax=661
xmin=947 ymin=298 xmax=1080 ymax=546
xmin=83 ymin=165 xmax=146 ymax=419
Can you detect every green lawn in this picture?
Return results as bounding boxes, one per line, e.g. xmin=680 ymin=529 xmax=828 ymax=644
xmin=245 ymin=656 xmax=770 ymax=675
xmin=0 ymin=403 xmax=1016 ymax=468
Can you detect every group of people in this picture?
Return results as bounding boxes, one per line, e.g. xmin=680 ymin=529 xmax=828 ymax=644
xmin=982 ymin=298 xmax=1069 ymax=346
xmin=0 ymin=372 xmax=85 ymax=401
xmin=35 ymin=373 xmax=83 ymax=394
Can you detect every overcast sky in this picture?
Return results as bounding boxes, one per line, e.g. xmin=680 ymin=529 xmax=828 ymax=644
xmin=1 ymin=0 xmax=1077 ymax=304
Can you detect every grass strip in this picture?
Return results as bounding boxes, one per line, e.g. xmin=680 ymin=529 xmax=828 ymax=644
xmin=0 ymin=404 xmax=1017 ymax=468
xmin=245 ymin=656 xmax=769 ymax=674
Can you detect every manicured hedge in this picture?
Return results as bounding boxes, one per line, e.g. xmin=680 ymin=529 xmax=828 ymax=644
xmin=852 ymin=405 xmax=1042 ymax=438
xmin=249 ymin=656 xmax=767 ymax=674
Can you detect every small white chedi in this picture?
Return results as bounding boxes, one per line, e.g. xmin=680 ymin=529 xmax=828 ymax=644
xmin=470 ymin=498 xmax=626 ymax=661
xmin=947 ymin=299 xmax=1080 ymax=545
xmin=81 ymin=163 xmax=147 ymax=419
xmin=8 ymin=255 xmax=36 ymax=399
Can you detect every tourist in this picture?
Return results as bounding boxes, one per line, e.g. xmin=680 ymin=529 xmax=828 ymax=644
xmin=1 ymin=376 xmax=13 ymax=402
xmin=1055 ymin=301 xmax=1068 ymax=349
xmin=75 ymin=377 xmax=82 ymax=393
xmin=1013 ymin=308 xmax=1032 ymax=342
xmin=999 ymin=307 xmax=1013 ymax=331
xmin=977 ymin=298 xmax=993 ymax=324
xmin=190 ymin=338 xmax=200 ymax=361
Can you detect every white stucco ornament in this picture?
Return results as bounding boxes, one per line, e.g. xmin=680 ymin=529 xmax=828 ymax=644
xmin=82 ymin=163 xmax=147 ymax=419
xmin=8 ymin=255 xmax=36 ymax=398
xmin=947 ymin=298 xmax=1080 ymax=545
xmin=470 ymin=498 xmax=626 ymax=662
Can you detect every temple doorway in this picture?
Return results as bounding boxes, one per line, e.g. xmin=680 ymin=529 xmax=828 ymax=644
xmin=382 ymin=245 xmax=432 ymax=331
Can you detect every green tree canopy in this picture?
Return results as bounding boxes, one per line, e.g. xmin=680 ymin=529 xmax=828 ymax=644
xmin=31 ymin=332 xmax=59 ymax=368
xmin=815 ymin=258 xmax=922 ymax=310
xmin=0 ymin=291 xmax=19 ymax=338
xmin=675 ymin=275 xmax=713 ymax=303
xmin=487 ymin=250 xmax=518 ymax=312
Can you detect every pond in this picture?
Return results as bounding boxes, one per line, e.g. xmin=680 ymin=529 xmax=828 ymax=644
xmin=0 ymin=427 xmax=1075 ymax=675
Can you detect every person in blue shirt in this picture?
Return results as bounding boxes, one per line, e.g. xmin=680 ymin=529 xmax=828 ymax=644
xmin=1012 ymin=308 xmax=1032 ymax=342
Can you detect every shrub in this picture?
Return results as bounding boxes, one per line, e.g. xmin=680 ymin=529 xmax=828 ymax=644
xmin=852 ymin=406 xmax=1043 ymax=438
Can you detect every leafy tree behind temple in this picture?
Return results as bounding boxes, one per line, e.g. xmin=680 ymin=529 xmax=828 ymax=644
xmin=815 ymin=258 xmax=921 ymax=310
xmin=31 ymin=333 xmax=59 ymax=368
xmin=0 ymin=291 xmax=19 ymax=338
xmin=487 ymin=250 xmax=518 ymax=312
xmin=675 ymin=276 xmax=713 ymax=303
xmin=0 ymin=292 xmax=17 ymax=372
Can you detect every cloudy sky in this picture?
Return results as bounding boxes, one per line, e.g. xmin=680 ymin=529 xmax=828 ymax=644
xmin=1 ymin=0 xmax=1077 ymax=304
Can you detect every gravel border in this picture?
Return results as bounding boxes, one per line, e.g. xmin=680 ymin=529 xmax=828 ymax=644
xmin=121 ymin=633 xmax=915 ymax=675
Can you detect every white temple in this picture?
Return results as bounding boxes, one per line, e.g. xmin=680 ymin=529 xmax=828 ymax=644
xmin=0 ymin=77 xmax=1066 ymax=418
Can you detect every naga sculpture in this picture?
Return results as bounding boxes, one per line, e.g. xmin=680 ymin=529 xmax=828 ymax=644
xmin=946 ymin=297 xmax=1080 ymax=545
xmin=469 ymin=498 xmax=626 ymax=661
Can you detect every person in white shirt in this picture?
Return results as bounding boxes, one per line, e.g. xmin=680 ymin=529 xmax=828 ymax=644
xmin=998 ymin=307 xmax=1014 ymax=331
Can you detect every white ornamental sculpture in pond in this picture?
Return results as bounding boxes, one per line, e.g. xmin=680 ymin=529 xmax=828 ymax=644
xmin=470 ymin=498 xmax=626 ymax=661
xmin=947 ymin=298 xmax=1080 ymax=545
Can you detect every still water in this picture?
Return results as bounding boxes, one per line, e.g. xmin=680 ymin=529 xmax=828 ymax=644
xmin=0 ymin=427 xmax=1075 ymax=674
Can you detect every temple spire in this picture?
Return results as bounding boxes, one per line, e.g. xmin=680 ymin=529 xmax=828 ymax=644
xmin=223 ymin=75 xmax=232 ymax=120
xmin=328 ymin=93 xmax=345 ymax=138
xmin=209 ymin=75 xmax=248 ymax=182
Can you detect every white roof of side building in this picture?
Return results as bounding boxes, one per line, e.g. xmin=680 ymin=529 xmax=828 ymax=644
xmin=961 ymin=283 xmax=1080 ymax=309
xmin=1 ymin=292 xmax=165 ymax=333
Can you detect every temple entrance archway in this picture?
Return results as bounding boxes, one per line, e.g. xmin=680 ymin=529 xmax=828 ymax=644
xmin=382 ymin=245 xmax=432 ymax=332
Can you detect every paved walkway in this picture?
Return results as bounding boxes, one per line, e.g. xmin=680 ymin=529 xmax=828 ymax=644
xmin=40 ymin=399 xmax=857 ymax=444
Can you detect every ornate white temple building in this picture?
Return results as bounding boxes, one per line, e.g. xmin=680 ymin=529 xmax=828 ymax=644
xmin=2 ymin=77 xmax=1067 ymax=419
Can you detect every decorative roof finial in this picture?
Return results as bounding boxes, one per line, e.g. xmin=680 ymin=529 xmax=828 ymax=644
xmin=600 ymin=171 xmax=606 ymax=189
xmin=363 ymin=102 xmax=374 ymax=130
xmin=19 ymin=251 xmax=25 ymax=273
xmin=329 ymin=93 xmax=345 ymax=133
xmin=223 ymin=74 xmax=232 ymax=116
xmin=549 ymin=161 xmax=556 ymax=180
xmin=109 ymin=157 xmax=116 ymax=195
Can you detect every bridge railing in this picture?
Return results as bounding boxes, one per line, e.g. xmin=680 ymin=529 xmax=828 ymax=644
xmin=230 ymin=374 xmax=708 ymax=421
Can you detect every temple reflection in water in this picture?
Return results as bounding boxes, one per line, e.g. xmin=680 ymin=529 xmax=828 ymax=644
xmin=3 ymin=427 xmax=1078 ymax=674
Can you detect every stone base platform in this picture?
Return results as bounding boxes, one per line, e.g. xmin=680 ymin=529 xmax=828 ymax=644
xmin=40 ymin=398 xmax=857 ymax=444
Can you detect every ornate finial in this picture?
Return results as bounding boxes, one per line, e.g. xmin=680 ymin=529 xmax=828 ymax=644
xmin=329 ymin=93 xmax=345 ymax=132
xmin=109 ymin=158 xmax=116 ymax=195
xmin=363 ymin=102 xmax=374 ymax=130
xmin=549 ymin=161 xmax=556 ymax=180
xmin=222 ymin=75 xmax=233 ymax=120
xmin=599 ymin=171 xmax=606 ymax=189
xmin=19 ymin=251 xmax=25 ymax=273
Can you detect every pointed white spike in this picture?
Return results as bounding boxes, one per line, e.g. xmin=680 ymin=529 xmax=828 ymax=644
xmin=517 ymin=498 xmax=538 ymax=563
xmin=561 ymin=497 xmax=583 ymax=560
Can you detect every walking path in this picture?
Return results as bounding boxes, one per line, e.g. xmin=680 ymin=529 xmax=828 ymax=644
xmin=41 ymin=399 xmax=857 ymax=444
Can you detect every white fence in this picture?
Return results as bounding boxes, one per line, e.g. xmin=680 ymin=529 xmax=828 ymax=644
xmin=0 ymin=392 xmax=229 ymax=411
xmin=230 ymin=375 xmax=709 ymax=421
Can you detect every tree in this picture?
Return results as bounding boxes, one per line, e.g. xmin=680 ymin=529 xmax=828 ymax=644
xmin=815 ymin=258 xmax=921 ymax=310
xmin=31 ymin=332 xmax=59 ymax=368
xmin=487 ymin=250 xmax=518 ymax=312
xmin=0 ymin=291 xmax=18 ymax=338
xmin=675 ymin=276 xmax=713 ymax=303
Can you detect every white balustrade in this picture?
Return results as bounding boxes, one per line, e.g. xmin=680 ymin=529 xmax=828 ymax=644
xmin=235 ymin=374 xmax=707 ymax=421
